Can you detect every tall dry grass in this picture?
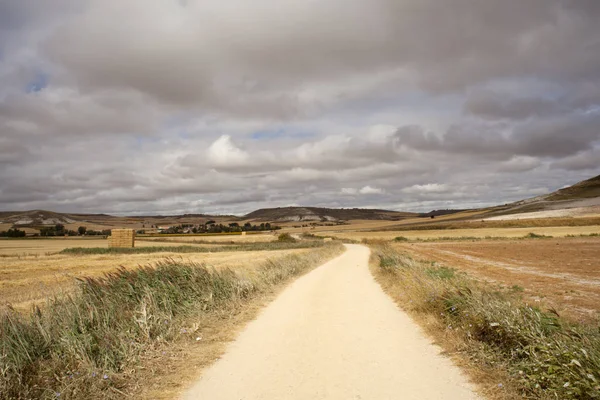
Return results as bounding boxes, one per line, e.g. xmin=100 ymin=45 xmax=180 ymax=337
xmin=370 ymin=243 xmax=600 ymax=399
xmin=1 ymin=242 xmax=344 ymax=399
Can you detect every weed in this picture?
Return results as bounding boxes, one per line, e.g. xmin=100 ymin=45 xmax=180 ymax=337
xmin=524 ymin=232 xmax=553 ymax=239
xmin=425 ymin=266 xmax=456 ymax=280
xmin=370 ymin=244 xmax=600 ymax=399
xmin=1 ymin=243 xmax=344 ymax=398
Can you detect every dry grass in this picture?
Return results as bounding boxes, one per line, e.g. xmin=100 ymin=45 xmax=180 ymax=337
xmin=139 ymin=233 xmax=276 ymax=244
xmin=323 ymin=225 xmax=600 ymax=241
xmin=0 ymin=242 xmax=345 ymax=399
xmin=0 ymin=238 xmax=215 ymax=256
xmin=369 ymin=243 xmax=600 ymax=400
xmin=0 ymin=247 xmax=314 ymax=311
xmin=392 ymin=237 xmax=600 ymax=322
xmin=382 ymin=216 xmax=600 ymax=231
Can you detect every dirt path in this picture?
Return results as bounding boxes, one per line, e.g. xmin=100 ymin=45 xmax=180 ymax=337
xmin=183 ymin=244 xmax=479 ymax=400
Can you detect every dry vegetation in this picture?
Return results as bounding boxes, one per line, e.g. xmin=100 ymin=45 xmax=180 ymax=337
xmin=0 ymin=238 xmax=321 ymax=311
xmin=0 ymin=241 xmax=345 ymax=399
xmin=321 ymin=224 xmax=600 ymax=242
xmin=392 ymin=237 xmax=600 ymax=321
xmin=370 ymin=243 xmax=600 ymax=399
xmin=381 ymin=216 xmax=600 ymax=231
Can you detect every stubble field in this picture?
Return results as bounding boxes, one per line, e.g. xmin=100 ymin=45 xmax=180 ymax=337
xmin=0 ymin=236 xmax=310 ymax=310
xmin=393 ymin=237 xmax=600 ymax=321
xmin=321 ymin=224 xmax=600 ymax=241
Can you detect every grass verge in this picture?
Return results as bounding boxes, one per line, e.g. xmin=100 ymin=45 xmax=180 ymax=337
xmin=370 ymin=243 xmax=600 ymax=400
xmin=1 ymin=242 xmax=344 ymax=399
xmin=59 ymin=240 xmax=325 ymax=255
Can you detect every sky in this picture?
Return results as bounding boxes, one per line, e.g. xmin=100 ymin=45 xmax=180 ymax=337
xmin=1 ymin=0 xmax=600 ymax=215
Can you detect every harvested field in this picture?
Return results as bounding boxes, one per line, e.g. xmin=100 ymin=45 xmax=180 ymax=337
xmin=139 ymin=233 xmax=276 ymax=243
xmin=325 ymin=224 xmax=600 ymax=241
xmin=0 ymin=237 xmax=207 ymax=256
xmin=393 ymin=237 xmax=600 ymax=321
xmin=0 ymin=246 xmax=313 ymax=311
xmin=484 ymin=205 xmax=600 ymax=221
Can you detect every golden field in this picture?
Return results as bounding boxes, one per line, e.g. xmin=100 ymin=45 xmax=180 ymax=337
xmin=0 ymin=236 xmax=310 ymax=310
xmin=317 ymin=224 xmax=600 ymax=241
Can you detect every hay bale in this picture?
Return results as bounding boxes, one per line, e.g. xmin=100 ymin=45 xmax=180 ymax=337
xmin=108 ymin=229 xmax=136 ymax=248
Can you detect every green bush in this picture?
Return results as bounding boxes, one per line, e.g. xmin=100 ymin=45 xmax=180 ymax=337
xmin=277 ymin=233 xmax=297 ymax=243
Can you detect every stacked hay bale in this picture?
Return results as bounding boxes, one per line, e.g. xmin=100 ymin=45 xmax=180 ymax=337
xmin=108 ymin=229 xmax=136 ymax=248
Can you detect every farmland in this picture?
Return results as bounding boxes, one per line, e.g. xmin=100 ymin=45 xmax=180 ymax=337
xmin=1 ymin=238 xmax=345 ymax=398
xmin=0 ymin=235 xmax=316 ymax=311
xmin=392 ymin=237 xmax=600 ymax=321
xmin=318 ymin=224 xmax=600 ymax=241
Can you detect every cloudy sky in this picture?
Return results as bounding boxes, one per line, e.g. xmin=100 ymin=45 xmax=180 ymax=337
xmin=1 ymin=0 xmax=600 ymax=215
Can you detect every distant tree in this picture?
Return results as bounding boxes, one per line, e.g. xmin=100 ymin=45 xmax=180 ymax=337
xmin=192 ymin=227 xmax=198 ymax=234
xmin=54 ymin=224 xmax=65 ymax=235
xmin=78 ymin=226 xmax=87 ymax=235
xmin=0 ymin=228 xmax=26 ymax=238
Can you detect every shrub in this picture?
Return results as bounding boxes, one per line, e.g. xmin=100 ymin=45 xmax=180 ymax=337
xmin=524 ymin=232 xmax=552 ymax=239
xmin=277 ymin=233 xmax=297 ymax=243
xmin=370 ymin=244 xmax=600 ymax=399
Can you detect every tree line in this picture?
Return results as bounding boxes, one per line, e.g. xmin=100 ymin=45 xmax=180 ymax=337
xmin=157 ymin=222 xmax=280 ymax=235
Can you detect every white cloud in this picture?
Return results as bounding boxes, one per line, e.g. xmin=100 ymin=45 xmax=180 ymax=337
xmin=402 ymin=184 xmax=449 ymax=194
xmin=359 ymin=186 xmax=384 ymax=195
xmin=207 ymin=135 xmax=250 ymax=167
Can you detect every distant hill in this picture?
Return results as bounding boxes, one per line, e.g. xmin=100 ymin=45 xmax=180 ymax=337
xmin=482 ymin=174 xmax=600 ymax=217
xmin=243 ymin=207 xmax=416 ymax=222
xmin=418 ymin=209 xmax=468 ymax=218
xmin=2 ymin=175 xmax=598 ymax=228
xmin=545 ymin=174 xmax=600 ymax=201
xmin=0 ymin=210 xmax=79 ymax=226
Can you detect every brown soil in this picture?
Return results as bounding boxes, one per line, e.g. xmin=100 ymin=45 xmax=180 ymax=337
xmin=393 ymin=237 xmax=600 ymax=321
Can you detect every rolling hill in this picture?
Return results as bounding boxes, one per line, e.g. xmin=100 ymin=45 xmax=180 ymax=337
xmin=2 ymin=174 xmax=599 ymax=229
xmin=243 ymin=207 xmax=416 ymax=222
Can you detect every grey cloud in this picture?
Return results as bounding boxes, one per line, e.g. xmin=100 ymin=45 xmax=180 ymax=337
xmin=1 ymin=0 xmax=600 ymax=214
xmin=551 ymin=148 xmax=600 ymax=171
xmin=463 ymin=91 xmax=564 ymax=120
xmin=37 ymin=0 xmax=600 ymax=110
xmin=395 ymin=113 xmax=600 ymax=159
